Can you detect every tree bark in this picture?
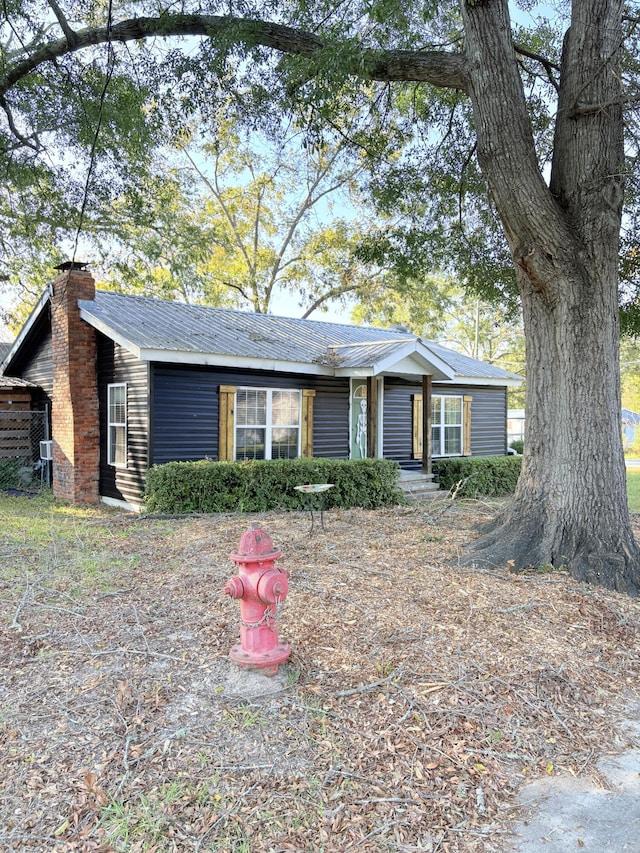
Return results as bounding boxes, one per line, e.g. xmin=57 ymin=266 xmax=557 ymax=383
xmin=0 ymin=15 xmax=467 ymax=98
xmin=459 ymin=0 xmax=640 ymax=593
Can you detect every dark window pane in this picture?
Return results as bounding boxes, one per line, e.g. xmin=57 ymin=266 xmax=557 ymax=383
xmin=236 ymin=428 xmax=265 ymax=461
xmin=271 ymin=427 xmax=299 ymax=459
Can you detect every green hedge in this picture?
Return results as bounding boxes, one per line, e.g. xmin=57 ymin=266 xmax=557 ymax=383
xmin=0 ymin=458 xmax=21 ymax=490
xmin=432 ymin=455 xmax=522 ymax=498
xmin=143 ymin=458 xmax=406 ymax=514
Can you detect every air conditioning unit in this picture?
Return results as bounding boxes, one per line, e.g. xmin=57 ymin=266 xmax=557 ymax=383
xmin=39 ymin=440 xmax=53 ymax=461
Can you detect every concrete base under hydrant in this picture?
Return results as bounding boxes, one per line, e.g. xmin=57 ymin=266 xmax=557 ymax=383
xmin=224 ymin=663 xmax=289 ymax=699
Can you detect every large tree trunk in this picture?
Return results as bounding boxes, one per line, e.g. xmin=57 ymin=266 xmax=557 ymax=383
xmin=460 ymin=0 xmax=640 ymax=593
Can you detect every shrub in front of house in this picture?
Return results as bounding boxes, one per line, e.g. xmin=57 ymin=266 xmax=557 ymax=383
xmin=143 ymin=457 xmax=406 ymax=514
xmin=432 ymin=455 xmax=522 ymax=498
xmin=509 ymin=439 xmax=524 ymax=454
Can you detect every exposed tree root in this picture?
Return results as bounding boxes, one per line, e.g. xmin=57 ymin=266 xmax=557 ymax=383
xmin=459 ymin=506 xmax=640 ymax=597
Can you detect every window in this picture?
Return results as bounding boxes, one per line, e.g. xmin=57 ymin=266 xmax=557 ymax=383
xmin=107 ymin=383 xmax=127 ymax=466
xmin=432 ymin=395 xmax=463 ymax=457
xmin=235 ymin=388 xmax=301 ymax=461
xmin=413 ymin=392 xmax=471 ymax=459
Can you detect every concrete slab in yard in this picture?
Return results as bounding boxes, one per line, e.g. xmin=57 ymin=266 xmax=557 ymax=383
xmin=506 ymin=707 xmax=640 ymax=852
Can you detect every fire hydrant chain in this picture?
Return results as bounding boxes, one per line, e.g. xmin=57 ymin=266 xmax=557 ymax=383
xmin=239 ymin=597 xmax=282 ymax=630
xmin=223 ymin=523 xmax=291 ymax=676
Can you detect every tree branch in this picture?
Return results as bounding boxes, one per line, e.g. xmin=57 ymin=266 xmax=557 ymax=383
xmin=301 ymin=282 xmax=360 ymax=318
xmin=219 ymin=279 xmax=250 ymax=302
xmin=0 ymin=14 xmax=468 ymax=98
xmin=0 ymin=95 xmax=41 ymax=151
xmin=182 ymin=146 xmax=257 ymax=283
xmin=571 ymin=94 xmax=640 ymax=117
xmin=514 ymin=43 xmax=560 ymax=92
xmin=267 ymin=144 xmax=353 ymax=300
xmin=46 ymin=0 xmax=79 ymax=49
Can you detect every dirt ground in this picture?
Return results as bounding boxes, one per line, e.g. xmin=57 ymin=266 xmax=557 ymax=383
xmin=0 ymin=496 xmax=639 ymax=852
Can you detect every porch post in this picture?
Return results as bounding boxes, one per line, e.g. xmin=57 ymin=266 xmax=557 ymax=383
xmin=366 ymin=376 xmax=378 ymax=458
xmin=422 ymin=375 xmax=432 ymax=475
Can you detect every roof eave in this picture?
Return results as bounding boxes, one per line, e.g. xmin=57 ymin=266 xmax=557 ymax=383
xmin=436 ymin=375 xmax=523 ymax=387
xmin=138 ymin=348 xmax=336 ymax=376
xmin=373 ymin=343 xmax=454 ymax=380
xmin=333 ymin=341 xmax=456 ymax=381
xmin=79 ymin=307 xmax=143 ymax=358
xmin=414 ymin=341 xmax=457 ymax=380
xmin=1 ymin=287 xmax=51 ymax=374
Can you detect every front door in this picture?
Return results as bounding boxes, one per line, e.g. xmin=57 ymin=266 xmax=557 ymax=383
xmin=350 ymin=380 xmax=368 ymax=459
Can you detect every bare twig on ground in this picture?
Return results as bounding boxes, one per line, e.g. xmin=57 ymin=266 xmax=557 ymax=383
xmin=11 ymin=570 xmax=32 ymax=630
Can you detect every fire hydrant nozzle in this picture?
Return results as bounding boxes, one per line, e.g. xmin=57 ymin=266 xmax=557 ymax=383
xmin=257 ymin=569 xmax=288 ymax=605
xmin=224 ymin=577 xmax=244 ymax=600
xmin=223 ymin=523 xmax=291 ymax=676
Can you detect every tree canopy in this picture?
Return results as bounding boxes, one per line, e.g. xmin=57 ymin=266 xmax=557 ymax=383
xmin=0 ymin=1 xmax=531 ymax=311
xmin=3 ymin=1 xmax=634 ymax=323
xmin=93 ymin=117 xmax=382 ymax=317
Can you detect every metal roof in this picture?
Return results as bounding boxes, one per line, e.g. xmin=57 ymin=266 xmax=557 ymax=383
xmin=2 ymin=288 xmax=521 ymax=385
xmin=79 ymin=291 xmax=414 ymax=357
xmin=0 ymin=374 xmax=35 ymax=388
xmin=422 ymin=339 xmax=523 ymax=382
xmin=75 ymin=291 xmax=521 ymax=383
xmin=328 ymin=341 xmax=415 ymax=368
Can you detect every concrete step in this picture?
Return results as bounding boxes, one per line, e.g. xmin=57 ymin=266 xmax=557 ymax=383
xmin=397 ymin=473 xmax=445 ymax=502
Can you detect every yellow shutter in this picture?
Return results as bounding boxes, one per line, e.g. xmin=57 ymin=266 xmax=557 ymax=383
xmin=301 ymin=389 xmax=315 ymax=457
xmin=412 ymin=393 xmax=423 ymax=458
xmin=463 ymin=395 xmax=473 ymax=456
xmin=218 ymin=385 xmax=236 ymax=461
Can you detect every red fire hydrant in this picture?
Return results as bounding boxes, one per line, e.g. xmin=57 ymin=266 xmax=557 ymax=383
xmin=223 ymin=523 xmax=291 ymax=676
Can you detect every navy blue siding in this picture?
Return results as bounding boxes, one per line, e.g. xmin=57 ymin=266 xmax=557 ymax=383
xmin=152 ymin=368 xmax=218 ymax=463
xmin=308 ymin=375 xmax=350 ymax=458
xmin=150 ymin=365 xmax=350 ymax=466
xmin=7 ymin=318 xmax=52 ymax=430
xmin=383 ymin=383 xmax=415 ymax=464
xmin=383 ymin=379 xmax=508 ymax=469
xmin=453 ymin=383 xmax=508 ymax=457
xmin=19 ymin=330 xmax=53 ymax=398
xmin=11 ymin=312 xmax=53 ymax=410
xmin=97 ymin=335 xmax=149 ymax=506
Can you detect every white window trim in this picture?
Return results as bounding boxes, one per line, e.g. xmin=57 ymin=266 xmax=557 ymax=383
xmin=107 ymin=383 xmax=127 ymax=468
xmin=234 ymin=387 xmax=302 ymax=461
xmin=432 ymin=393 xmax=463 ymax=458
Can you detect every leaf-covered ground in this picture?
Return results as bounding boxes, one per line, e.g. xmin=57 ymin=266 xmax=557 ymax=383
xmin=0 ymin=495 xmax=639 ymax=852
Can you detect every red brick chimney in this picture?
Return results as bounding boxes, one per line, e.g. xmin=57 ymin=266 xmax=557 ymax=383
xmin=51 ymin=263 xmax=99 ymax=504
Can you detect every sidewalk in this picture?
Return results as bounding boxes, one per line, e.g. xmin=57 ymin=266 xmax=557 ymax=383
xmin=504 ymin=703 xmax=640 ymax=851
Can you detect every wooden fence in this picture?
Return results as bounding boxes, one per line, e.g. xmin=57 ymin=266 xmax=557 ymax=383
xmin=0 ymin=409 xmax=47 ymax=462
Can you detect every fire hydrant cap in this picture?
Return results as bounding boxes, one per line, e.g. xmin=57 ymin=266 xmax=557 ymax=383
xmin=230 ymin=522 xmax=282 ymax=563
